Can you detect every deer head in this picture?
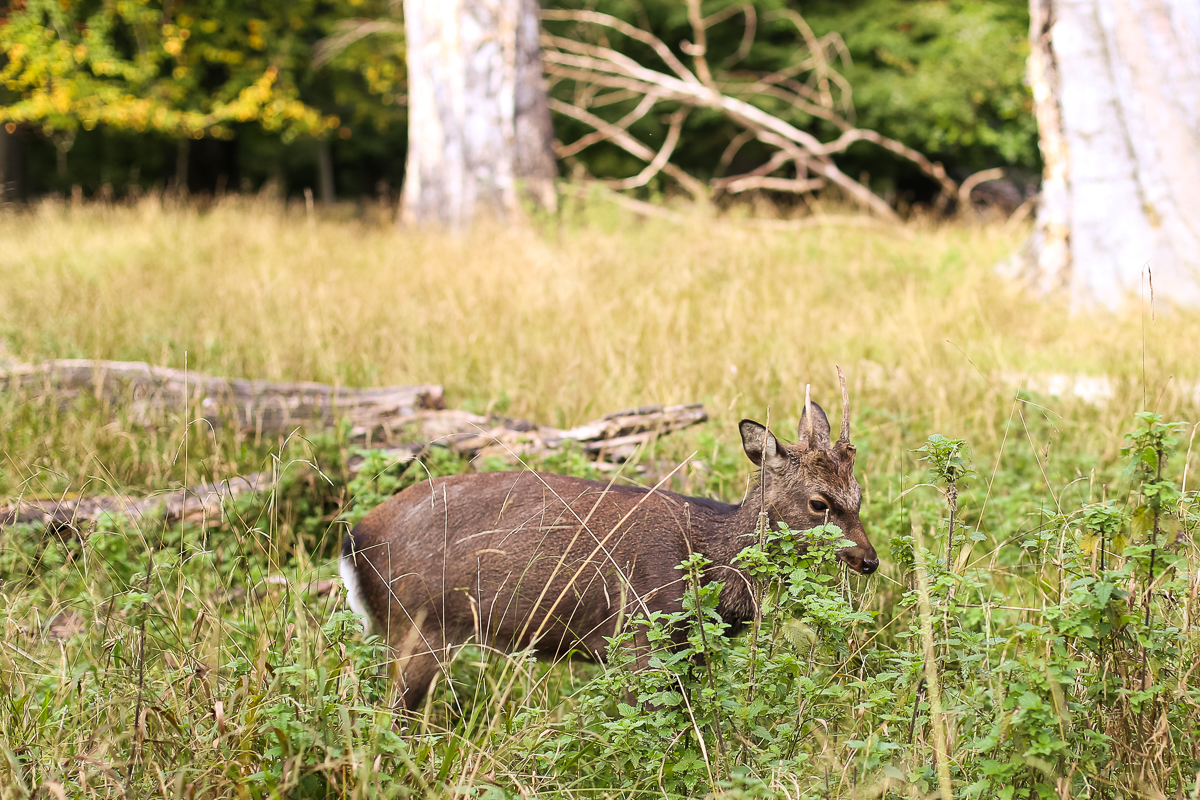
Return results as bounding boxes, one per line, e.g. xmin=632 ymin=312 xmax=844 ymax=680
xmin=738 ymin=367 xmax=878 ymax=574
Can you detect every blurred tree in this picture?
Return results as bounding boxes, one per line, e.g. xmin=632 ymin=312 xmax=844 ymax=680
xmin=1019 ymin=0 xmax=1200 ymax=309
xmin=1 ymin=0 xmax=1037 ymax=206
xmin=0 ymin=0 xmax=405 ymax=197
xmin=0 ymin=0 xmax=334 ymax=177
xmin=400 ymin=0 xmax=557 ymax=227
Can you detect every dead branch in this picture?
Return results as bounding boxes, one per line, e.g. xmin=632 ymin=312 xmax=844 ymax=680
xmin=1 ymin=473 xmax=271 ymax=530
xmin=1 ymin=404 xmax=708 ymax=530
xmin=715 ymin=140 xmax=796 ymax=185
xmin=541 ymin=7 xmax=959 ymax=216
xmin=556 ymin=92 xmax=660 ymax=158
xmin=542 ymin=9 xmax=700 ymax=85
xmin=685 ymin=0 xmax=717 ymax=89
xmin=959 ymin=167 xmax=1006 ymax=207
xmin=816 ymin=128 xmax=958 ymax=200
xmin=606 ymin=109 xmax=689 ymax=190
xmin=550 ymin=98 xmax=709 ymax=200
xmin=313 ymin=18 xmax=405 ymax=69
xmin=719 ymin=176 xmax=825 ymax=195
xmin=350 ymin=402 xmax=709 ymax=469
xmin=543 ymin=44 xmax=899 ymax=218
xmin=1 ymin=359 xmax=445 ymax=440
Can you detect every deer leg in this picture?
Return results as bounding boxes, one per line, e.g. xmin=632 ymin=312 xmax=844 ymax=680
xmin=386 ymin=609 xmax=452 ymax=711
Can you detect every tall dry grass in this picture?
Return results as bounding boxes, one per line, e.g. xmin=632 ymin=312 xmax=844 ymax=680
xmin=5 ymin=193 xmax=1200 ymax=500
xmin=5 ymin=195 xmax=1192 ymax=431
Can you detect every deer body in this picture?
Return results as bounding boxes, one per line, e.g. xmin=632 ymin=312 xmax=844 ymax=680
xmin=341 ymin=391 xmax=877 ymax=709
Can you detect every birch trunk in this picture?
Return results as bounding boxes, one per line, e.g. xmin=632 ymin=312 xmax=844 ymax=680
xmin=401 ymin=0 xmax=558 ymax=228
xmin=1023 ymin=0 xmax=1200 ymax=309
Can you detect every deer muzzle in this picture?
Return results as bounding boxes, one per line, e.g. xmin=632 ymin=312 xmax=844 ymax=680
xmin=837 ymin=539 xmax=880 ymax=575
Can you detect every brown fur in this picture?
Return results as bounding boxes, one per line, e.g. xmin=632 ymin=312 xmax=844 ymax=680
xmin=341 ymin=400 xmax=877 ymax=709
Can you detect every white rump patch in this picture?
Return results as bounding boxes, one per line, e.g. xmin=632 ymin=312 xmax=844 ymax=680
xmin=339 ymin=553 xmax=374 ymax=636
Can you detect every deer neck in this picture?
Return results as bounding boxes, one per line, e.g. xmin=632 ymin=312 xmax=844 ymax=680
xmin=685 ymin=495 xmax=766 ymax=569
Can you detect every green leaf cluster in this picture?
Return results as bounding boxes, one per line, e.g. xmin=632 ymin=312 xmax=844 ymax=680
xmin=0 ymin=0 xmax=405 ymax=143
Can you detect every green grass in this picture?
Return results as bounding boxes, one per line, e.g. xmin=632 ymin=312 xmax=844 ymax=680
xmin=3 ymin=195 xmax=1200 ymax=799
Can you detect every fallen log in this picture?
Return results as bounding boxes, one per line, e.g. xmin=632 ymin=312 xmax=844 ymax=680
xmin=1 ymin=473 xmax=271 ymax=530
xmin=430 ymin=402 xmax=706 ymax=460
xmin=1 ymin=359 xmax=445 ymax=438
xmin=345 ymin=402 xmax=708 ymax=470
xmin=2 ymin=404 xmax=709 ymax=530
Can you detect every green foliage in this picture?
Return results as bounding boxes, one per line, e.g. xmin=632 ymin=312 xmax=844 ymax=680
xmin=4 ymin=0 xmax=1033 ymax=200
xmin=915 ymin=433 xmax=974 ymax=486
xmin=1 ymin=0 xmax=405 ymax=193
xmin=915 ymin=432 xmax=976 ymax=564
xmin=1 ymin=0 xmax=339 ymax=139
xmin=802 ymin=0 xmax=1038 ymax=176
xmin=890 ymin=414 xmax=1200 ymax=798
xmin=515 ymin=522 xmax=871 ymax=796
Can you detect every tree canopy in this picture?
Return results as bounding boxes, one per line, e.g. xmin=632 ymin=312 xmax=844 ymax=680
xmin=0 ymin=0 xmax=1034 ymax=202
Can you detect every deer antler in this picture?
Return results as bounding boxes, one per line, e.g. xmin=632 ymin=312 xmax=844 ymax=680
xmin=836 ymin=365 xmax=850 ymax=443
xmin=804 ymin=383 xmax=813 ymax=441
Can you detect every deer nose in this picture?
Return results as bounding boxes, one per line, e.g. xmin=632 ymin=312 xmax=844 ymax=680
xmin=860 ymin=557 xmax=880 ymax=575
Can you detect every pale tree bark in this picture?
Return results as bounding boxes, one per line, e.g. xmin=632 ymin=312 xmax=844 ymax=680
xmin=1022 ymin=0 xmax=1200 ymax=309
xmin=401 ymin=0 xmax=558 ymax=228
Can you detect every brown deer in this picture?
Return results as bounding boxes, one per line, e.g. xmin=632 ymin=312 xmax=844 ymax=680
xmin=339 ymin=370 xmax=877 ymax=709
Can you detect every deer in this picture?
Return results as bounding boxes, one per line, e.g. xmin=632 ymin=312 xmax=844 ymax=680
xmin=339 ymin=369 xmax=877 ymax=710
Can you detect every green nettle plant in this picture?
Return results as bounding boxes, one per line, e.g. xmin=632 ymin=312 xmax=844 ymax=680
xmin=915 ymin=433 xmax=978 ymax=568
xmin=904 ymin=415 xmax=1199 ymax=798
xmin=514 ymin=522 xmax=871 ymax=797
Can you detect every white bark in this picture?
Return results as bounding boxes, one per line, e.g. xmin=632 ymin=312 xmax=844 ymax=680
xmin=1025 ymin=0 xmax=1200 ymax=309
xmin=401 ymin=0 xmax=557 ymax=228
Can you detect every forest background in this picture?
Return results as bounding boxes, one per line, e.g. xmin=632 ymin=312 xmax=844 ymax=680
xmin=0 ymin=0 xmax=1036 ymax=208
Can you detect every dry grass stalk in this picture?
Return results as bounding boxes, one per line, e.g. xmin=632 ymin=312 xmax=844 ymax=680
xmin=914 ymin=523 xmax=954 ymax=800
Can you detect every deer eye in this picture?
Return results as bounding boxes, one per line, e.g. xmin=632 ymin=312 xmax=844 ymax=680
xmin=809 ymin=498 xmax=829 ymax=514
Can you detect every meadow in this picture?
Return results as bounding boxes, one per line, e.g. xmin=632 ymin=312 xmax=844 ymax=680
xmin=2 ymin=195 xmax=1200 ymax=799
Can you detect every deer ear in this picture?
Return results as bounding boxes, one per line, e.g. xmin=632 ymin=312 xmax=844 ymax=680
xmin=797 ymin=402 xmax=832 ymax=450
xmin=740 ymin=420 xmax=786 ymax=471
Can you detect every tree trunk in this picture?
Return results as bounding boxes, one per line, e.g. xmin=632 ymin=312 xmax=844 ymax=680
xmin=318 ymin=139 xmax=336 ymax=204
xmin=400 ymin=0 xmax=558 ymax=228
xmin=0 ymin=126 xmax=20 ymax=201
xmin=175 ymin=138 xmax=190 ymax=194
xmin=1022 ymin=0 xmax=1200 ymax=309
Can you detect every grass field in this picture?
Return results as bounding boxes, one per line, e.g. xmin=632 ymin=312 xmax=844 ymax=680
xmin=3 ymin=195 xmax=1200 ymax=799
